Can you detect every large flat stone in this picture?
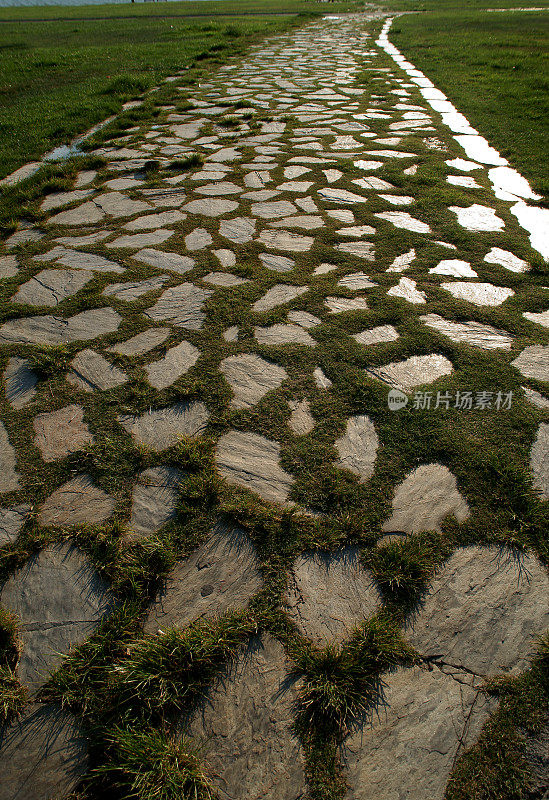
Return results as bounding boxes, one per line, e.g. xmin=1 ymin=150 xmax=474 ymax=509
xmin=128 ymin=467 xmax=184 ymax=540
xmin=375 ymin=211 xmax=431 ymax=233
xmin=67 ymin=349 xmax=127 ymax=393
xmin=252 ymin=284 xmax=308 ymax=312
xmin=255 ymin=323 xmax=315 ymax=346
xmin=441 ymin=281 xmax=514 ymax=307
xmin=145 ymin=340 xmax=200 ymax=389
xmin=119 ymin=402 xmax=209 ymax=451
xmin=39 ymin=475 xmax=115 ymax=529
xmin=251 ymin=200 xmax=297 ymax=218
xmin=47 ymin=201 xmax=104 ymax=226
xmin=216 ymin=430 xmax=294 ymax=504
xmin=221 ymin=354 xmax=287 ymax=409
xmin=0 ymin=308 xmax=121 ymax=346
xmin=335 ymin=415 xmax=378 ymax=482
xmin=387 ymin=277 xmax=426 ymax=304
xmin=33 ymin=404 xmax=93 ymax=462
xmin=108 ymin=327 xmax=171 ymax=357
xmin=449 ymin=204 xmax=504 ymax=232
xmin=511 ymin=346 xmax=549 ymax=382
xmin=134 ymin=248 xmax=195 ymax=275
xmin=530 ymin=423 xmax=549 ymax=501
xmin=288 ymin=399 xmax=314 ymax=435
xmin=3 ymin=357 xmax=37 ymax=408
xmin=420 ymin=313 xmax=513 ymax=349
xmin=257 ymin=230 xmax=314 ymax=252
xmin=0 ymin=255 xmax=20 ymax=280
xmin=12 ymin=269 xmax=93 ymax=308
xmin=0 ymin=505 xmax=30 ymax=546
xmin=354 ymin=325 xmax=399 ymax=346
xmin=368 ymin=354 xmax=453 ymax=391
xmin=102 ymin=275 xmax=169 ymax=302
xmin=0 ymin=423 xmax=19 ymax=494
xmin=144 ymin=283 xmax=212 ymax=329
xmin=219 ymin=217 xmax=256 ymax=243
xmin=183 ymin=198 xmax=238 ymax=217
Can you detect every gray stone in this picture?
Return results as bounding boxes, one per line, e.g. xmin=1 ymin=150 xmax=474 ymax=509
xmin=429 ymin=259 xmax=477 ymax=278
xmin=33 ymin=404 xmax=93 ymax=462
xmin=317 ymin=187 xmax=366 ymax=203
xmin=223 ymin=325 xmax=239 ymax=342
xmin=530 ymin=423 xmax=549 ymax=501
xmin=512 ymin=346 xmax=549 ymax=382
xmin=387 ymin=248 xmax=416 ymax=273
xmin=255 ymin=323 xmax=315 ymax=346
xmin=335 ymin=415 xmax=378 ymax=482
xmin=270 ymin=215 xmax=323 ymax=230
xmin=368 ymin=354 xmax=453 ymax=391
xmin=325 ymin=297 xmax=369 ymax=313
xmin=201 ymin=272 xmax=248 ymax=287
xmin=0 ymin=543 xmax=112 ymax=688
xmin=288 ymin=311 xmax=321 ymax=328
xmin=128 ymin=467 xmax=184 ymax=540
xmin=288 ymin=399 xmax=314 ymax=435
xmin=3 ymin=357 xmax=37 ymax=408
xmin=257 ymin=230 xmax=314 ymax=252
xmin=214 ymin=249 xmax=236 ymax=268
xmin=102 ymin=275 xmax=169 ymax=302
xmin=43 ymin=249 xmax=123 ymax=274
xmin=119 ymin=402 xmax=209 ymax=451
xmin=47 ymin=201 xmax=104 ymax=226
xmin=39 ymin=475 xmax=116 ymax=529
xmin=67 ymin=350 xmax=127 ymax=393
xmin=421 ymin=314 xmax=513 ymax=349
xmin=216 ymin=431 xmax=294 ymax=504
xmin=93 ymin=191 xmax=152 ymax=218
xmin=184 ymin=198 xmax=238 ymax=217
xmin=259 ymin=253 xmax=295 ymax=273
xmin=133 ymin=248 xmax=195 ymax=275
xmin=108 ymin=328 xmax=171 ymax=357
xmin=0 ymin=309 xmax=121 ymax=346
xmin=185 ymin=228 xmax=213 ymax=251
xmin=219 ymin=217 xmax=256 ymax=243
xmin=6 ymin=228 xmax=44 ymax=249
xmin=40 ymin=189 xmax=94 ymax=212
xmin=252 ymin=284 xmax=308 ymax=312
xmin=221 ymin=354 xmax=287 ymax=409
xmin=337 ymin=272 xmax=377 ymax=290
xmin=523 ymin=386 xmax=549 ymax=410
xmin=0 ymin=423 xmax=19 ymax=494
xmin=0 ymin=703 xmax=89 ymax=800
xmin=336 ymin=225 xmax=376 ymax=238
xmin=0 ymin=505 xmax=30 ymax=546
xmin=523 ymin=309 xmax=549 ymax=328
xmin=0 ymin=256 xmax=20 ymax=280
xmin=185 ymin=634 xmax=306 ymax=800
xmin=335 ymin=242 xmax=376 ymax=261
xmin=195 ymin=181 xmax=241 ymax=196
xmin=144 ymin=283 xmax=212 ymax=330
xmin=12 ymin=269 xmax=93 ymax=307
xmin=251 ymin=201 xmax=297 ymax=219
xmin=354 ymin=325 xmax=399 ymax=346
xmin=441 ymin=281 xmax=514 ymax=307
xmin=145 ymin=340 xmax=200 ymax=389
xmin=106 ymin=230 xmax=174 ymax=249
xmin=285 ymin=548 xmax=381 ymax=644
xmin=124 ymin=211 xmax=186 ymax=231
xmin=144 ymin=522 xmax=262 ymax=632
xmin=407 ymin=546 xmax=549 ymax=674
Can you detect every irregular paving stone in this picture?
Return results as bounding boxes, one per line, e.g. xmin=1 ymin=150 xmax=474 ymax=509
xmin=407 ymin=546 xmax=549 ymax=674
xmin=252 ymin=284 xmax=308 ymax=312
xmin=133 ymin=248 xmax=195 ymax=275
xmin=368 ymin=354 xmax=453 ymax=391
xmin=145 ymin=340 xmax=200 ymax=389
xmin=0 ymin=308 xmax=121 ymax=346
xmin=185 ymin=634 xmax=306 ymax=800
xmin=530 ymin=423 xmax=549 ymax=501
xmin=201 ymin=272 xmax=248 ymax=287
xmin=185 ymin=228 xmax=213 ymax=251
xmin=387 ymin=248 xmax=416 ymax=273
xmin=0 ymin=703 xmax=89 ymax=800
xmin=128 ymin=467 xmax=184 ymax=540
xmin=124 ymin=211 xmax=186 ymax=231
xmin=317 ymin=187 xmax=367 ymax=203
xmin=257 ymin=230 xmax=314 ymax=252
xmin=40 ymin=189 xmax=95 ymax=212
xmin=288 ymin=310 xmax=321 ymax=328
xmin=42 ymin=249 xmax=123 ymax=274
xmin=3 ymin=357 xmax=37 ymax=408
xmin=144 ymin=521 xmax=262 ymax=632
xmin=214 ymin=248 xmax=236 ymax=268
xmin=441 ymin=281 xmax=514 ymax=307
xmin=6 ymin=228 xmax=44 ymax=249
xmin=429 ymin=259 xmax=478 ymax=278
xmin=511 ymin=346 xmax=549 ymax=382
xmin=285 ymin=548 xmax=381 ymax=643
xmin=450 ymin=204 xmax=505 ymax=232
xmin=325 ymin=296 xmax=369 ymax=313
xmin=255 ymin=323 xmax=315 ymax=346
xmin=144 ymin=283 xmax=213 ymax=329
xmin=67 ymin=349 xmax=127 ymax=393
xmin=221 ymin=354 xmax=287 ymax=409
xmin=335 ymin=242 xmax=375 ymax=260
xmin=270 ymin=215 xmax=323 ymax=230
xmin=93 ymin=191 xmax=152 ymax=218
xmin=11 ymin=269 xmax=93 ymax=307
xmin=223 ymin=325 xmax=239 ymax=342
xmin=523 ymin=309 xmax=549 ymax=328
xmin=108 ymin=327 xmax=171 ymax=356
xmin=335 ymin=415 xmax=378 ymax=482
xmin=387 ymin=277 xmax=426 ymax=304
xmin=219 ymin=217 xmax=256 ymax=243
xmin=0 ymin=423 xmax=19 ymax=494
xmin=259 ymin=253 xmax=295 ymax=273
xmin=342 ymin=665 xmax=495 ymax=800
xmin=184 ymin=198 xmax=238 ymax=217
xmin=47 ymin=201 xmax=104 ymax=226
xmin=522 ymin=386 xmax=549 ymax=410
xmin=374 ymin=211 xmax=431 ymax=233
xmin=106 ymin=230 xmax=174 ymax=249
xmin=0 ymin=255 xmax=19 ymax=279
xmin=383 ymin=464 xmax=469 ymax=535
xmin=0 ymin=504 xmax=30 ymax=546
xmin=216 ymin=431 xmax=294 ymax=504
xmin=354 ymin=325 xmax=399 ymax=346
xmin=0 ymin=543 xmax=112 ymax=687
xmin=288 ymin=399 xmax=314 ymax=435
xmin=39 ymin=475 xmax=115 ymax=529
xmin=484 ymin=246 xmax=528 ymax=273
xmin=33 ymin=404 xmax=93 ymax=462
xmin=102 ymin=275 xmax=169 ymax=302
xmin=421 ymin=313 xmax=513 ymax=349
xmin=336 ymin=224 xmax=375 ymax=238
xmin=119 ymin=402 xmax=209 ymax=451
xmin=251 ymin=200 xmax=297 ymax=218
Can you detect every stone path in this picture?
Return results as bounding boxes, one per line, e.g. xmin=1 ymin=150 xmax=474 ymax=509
xmin=0 ymin=10 xmax=548 ymax=800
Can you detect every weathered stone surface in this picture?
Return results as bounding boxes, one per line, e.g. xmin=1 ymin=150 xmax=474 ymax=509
xmin=106 ymin=230 xmax=174 ymax=250
xmin=201 ymin=272 xmax=248 ymax=287
xmin=144 ymin=283 xmax=213 ymax=329
xmin=387 ymin=277 xmax=426 ymax=304
xmin=335 ymin=242 xmax=376 ymax=260
xmin=0 ymin=255 xmax=20 ymax=279
xmin=184 ymin=198 xmax=238 ymax=217
xmin=335 ymin=415 xmax=378 ymax=482
xmin=93 ymin=191 xmax=152 ymax=218
xmin=375 ymin=211 xmax=431 ymax=233
xmin=288 ymin=399 xmax=314 ymax=435
xmin=39 ymin=476 xmax=115 ymax=529
xmin=185 ymin=634 xmax=306 ymax=800
xmin=387 ymin=248 xmax=415 ymax=273
xmin=342 ymin=666 xmax=494 ymax=800
xmin=407 ymin=546 xmax=549 ymax=674
xmin=0 ymin=543 xmax=112 ymax=688
xmin=383 ymin=464 xmax=469 ymax=534
xmin=368 ymin=354 xmax=453 ymax=390
xmin=214 ymin=248 xmax=236 ymax=268
xmin=133 ymin=248 xmax=195 ymax=275
xmin=216 ymin=431 xmax=294 ymax=504
xmin=441 ymin=281 xmax=514 ymax=307
xmin=47 ymin=201 xmax=104 ymax=226
xmin=354 ymin=325 xmax=399 ymax=346
xmin=0 ymin=423 xmax=19 ymax=494
xmin=484 ymin=247 xmax=528 ymax=273
xmin=221 ymin=354 xmax=287 ymax=409
xmin=257 ymin=230 xmax=314 ymax=252
xmin=252 ymin=284 xmax=308 ymax=312
xmin=68 ymin=350 xmax=127 ymax=393
xmin=102 ymin=275 xmax=168 ymax=302
xmin=255 ymin=323 xmax=315 ymax=346
xmin=259 ymin=253 xmax=295 ymax=273
xmin=119 ymin=402 xmax=209 ymax=451
xmin=144 ymin=522 xmax=262 ymax=632
xmin=511 ymin=346 xmax=549 ymax=382
xmin=12 ymin=269 xmax=93 ymax=308
xmin=33 ymin=404 xmax=93 ymax=462
xmin=195 ymin=181 xmax=241 ymax=197
xmin=40 ymin=189 xmax=94 ymax=212
xmin=0 ymin=308 xmax=121 ymax=346
xmin=145 ymin=340 xmax=200 ymax=389
xmin=325 ymin=296 xmax=368 ymax=313
xmin=0 ymin=703 xmax=89 ymax=800
xmin=429 ymin=259 xmax=478 ymax=278
xmin=219 ymin=217 xmax=256 ymax=243
xmin=318 ymin=187 xmax=366 ymax=203
xmin=523 ymin=386 xmax=549 ymax=410
xmin=0 ymin=505 xmax=30 ymax=546
xmin=124 ymin=210 xmax=186 ymax=230
xmin=251 ymin=200 xmax=297 ymax=219
xmin=336 ymin=225 xmax=375 ymax=238
xmin=108 ymin=327 xmax=171 ymax=357
xmin=421 ymin=313 xmax=513 ymax=349
xmin=44 ymin=249 xmax=123 ymax=274
xmin=450 ymin=204 xmax=505 ymax=232
xmin=530 ymin=423 xmax=549 ymax=501
xmin=285 ymin=548 xmax=380 ymax=643
xmin=128 ymin=467 xmax=184 ymax=540
xmin=3 ymin=357 xmax=37 ymax=408
xmin=523 ymin=309 xmax=549 ymax=328
xmin=185 ymin=228 xmax=213 ymax=251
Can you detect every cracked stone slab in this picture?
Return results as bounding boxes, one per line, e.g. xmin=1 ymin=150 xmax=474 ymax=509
xmin=511 ymin=346 xmax=549 ymax=382
xmin=144 ymin=521 xmax=262 ymax=632
xmin=285 ymin=548 xmax=381 ymax=644
xmin=184 ymin=634 xmax=306 ymax=800
xmin=108 ymin=327 xmax=171 ymax=357
xmin=92 ymin=191 xmax=152 ymax=218
xmin=0 ymin=505 xmax=30 ymax=546
xmin=0 ymin=703 xmax=89 ymax=800
xmin=41 ymin=249 xmax=123 ymax=274
xmin=185 ymin=228 xmax=213 ymax=251
xmin=0 ymin=308 xmax=121 ymax=346
xmin=145 ymin=340 xmax=200 ymax=389
xmin=288 ymin=399 xmax=314 ymax=435
xmin=128 ymin=466 xmax=184 ymax=540
xmin=216 ymin=431 xmax=294 ymax=504
xmin=0 ymin=255 xmax=20 ymax=280
xmin=407 ymin=546 xmax=549 ymax=674
xmin=450 ymin=204 xmax=505 ymax=232
xmin=257 ymin=230 xmax=314 ymax=252
xmin=0 ymin=423 xmax=20 ymax=494
xmin=33 ymin=404 xmax=93 ymax=462
xmin=255 ymin=323 xmax=315 ymax=346
xmin=119 ymin=402 xmax=209 ymax=451
xmin=12 ymin=269 xmax=93 ymax=308
xmin=252 ymin=284 xmax=308 ymax=312
xmin=39 ymin=475 xmax=115 ymax=529
xmin=421 ymin=314 xmax=513 ymax=349
xmin=221 ymin=354 xmax=287 ymax=409
xmin=368 ymin=354 xmax=453 ymax=391
xmin=47 ymin=201 xmax=105 ymax=226
xmin=342 ymin=665 xmax=495 ymax=800
xmin=383 ymin=464 xmax=469 ymax=535
xmin=3 ymin=357 xmax=37 ymax=408
xmin=251 ymin=200 xmax=297 ymax=218
xmin=103 ymin=275 xmax=169 ymax=302
xmin=40 ymin=189 xmax=95 ymax=212
xmin=106 ymin=230 xmax=174 ymax=250
xmin=0 ymin=543 xmax=112 ymax=688
xmin=335 ymin=415 xmax=378 ymax=482
xmin=530 ymin=423 xmax=549 ymax=501
xmin=67 ymin=349 xmax=127 ymax=393
xmin=317 ymin=187 xmax=366 ymax=203
xmin=354 ymin=324 xmax=400 ymax=347
xmin=133 ymin=248 xmax=195 ymax=275
xmin=144 ymin=283 xmax=213 ymax=329
xmin=441 ymin=281 xmax=514 ymax=307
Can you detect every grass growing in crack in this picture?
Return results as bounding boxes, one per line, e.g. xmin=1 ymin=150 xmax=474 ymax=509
xmin=0 ymin=666 xmax=27 ymax=725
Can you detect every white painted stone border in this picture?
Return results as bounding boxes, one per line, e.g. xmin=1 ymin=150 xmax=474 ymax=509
xmin=377 ymin=17 xmax=549 ymax=261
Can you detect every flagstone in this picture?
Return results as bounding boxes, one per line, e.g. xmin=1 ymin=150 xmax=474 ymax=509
xmin=387 ymin=248 xmax=416 ymax=272
xmin=522 ymin=386 xmax=549 ymax=410
xmin=252 ymin=284 xmax=308 ymax=312
xmin=251 ymin=200 xmax=298 ymax=219
xmin=221 ymin=354 xmax=287 ymax=409
xmin=0 ymin=423 xmax=20 ymax=494
xmin=108 ymin=327 xmax=171 ymax=357
xmin=368 ymin=353 xmax=453 ymax=390
xmin=257 ymin=230 xmax=314 ymax=252
xmin=219 ymin=216 xmax=256 ymax=243
xmin=0 ymin=255 xmax=19 ymax=279
xmin=441 ymin=281 xmax=514 ymax=307
xmin=0 ymin=504 xmax=30 ymax=546
xmin=335 ymin=415 xmax=378 ymax=482
xmin=33 ymin=404 xmax=93 ymax=462
xmin=421 ymin=314 xmax=513 ymax=349
xmin=123 ymin=210 xmax=186 ymax=230
xmin=354 ymin=325 xmax=399 ymax=346
xmin=3 ymin=357 xmax=38 ymax=408
xmin=0 ymin=308 xmax=121 ymax=346
xmin=449 ymin=204 xmax=505 ymax=232
xmin=39 ymin=476 xmax=115 ymax=529
xmin=128 ymin=467 xmax=184 ymax=540
xmin=335 ymin=241 xmax=375 ymax=260
xmin=288 ymin=399 xmax=315 ymax=435
xmin=67 ymin=349 xmax=128 ymax=393
xmin=255 ymin=323 xmax=315 ymax=346
xmin=144 ymin=283 xmax=212 ymax=329
xmin=93 ymin=191 xmax=152 ymax=218
xmin=106 ymin=230 xmax=174 ymax=249
xmin=484 ymin=247 xmax=528 ymax=273
xmin=47 ymin=201 xmax=104 ymax=226
xmin=317 ymin=187 xmax=366 ymax=203
xmin=288 ymin=310 xmax=321 ymax=328
xmin=387 ymin=277 xmax=426 ymax=304
xmin=512 ymin=346 xmax=549 ymax=382
xmin=336 ymin=225 xmax=375 ymax=237
xmin=325 ymin=296 xmax=369 ymax=313
xmin=429 ymin=259 xmax=477 ymax=278
xmin=523 ymin=309 xmax=549 ymax=328
xmin=103 ymin=275 xmax=169 ymax=302
xmin=216 ymin=430 xmax=294 ymax=504
xmin=214 ymin=248 xmax=236 ymax=267
xmin=194 ymin=181 xmax=242 ymax=195
xmin=530 ymin=423 xmax=549 ymax=501
xmin=40 ymin=189 xmax=95 ymax=212
xmin=259 ymin=253 xmax=295 ymax=272
xmin=337 ymin=272 xmax=377 ymax=290
xmin=327 ymin=209 xmax=355 ymax=223
xmin=185 ymin=228 xmax=213 ymax=251
xmin=375 ymin=211 xmax=431 ymax=233
xmin=119 ymin=401 xmax=209 ymax=451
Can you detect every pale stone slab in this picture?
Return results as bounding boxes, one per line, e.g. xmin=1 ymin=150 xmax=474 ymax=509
xmin=0 ymin=255 xmax=19 ymax=280
xmin=123 ymin=210 xmax=186 ymax=230
xmin=39 ymin=476 xmax=115 ymax=529
xmin=219 ymin=217 xmax=256 ymax=243
xmin=429 ymin=259 xmax=477 ymax=278
xmin=420 ymin=314 xmax=513 ymax=349
xmin=523 ymin=386 xmax=549 ymax=410
xmin=530 ymin=423 xmax=549 ymax=501
xmin=221 ymin=354 xmax=287 ymax=409
xmin=216 ymin=431 xmax=294 ymax=504
xmin=353 ymin=177 xmax=395 ymax=191
xmin=285 ymin=548 xmax=380 ymax=643
xmin=288 ymin=399 xmax=314 ymax=435
xmin=450 ymin=204 xmax=505 ymax=232
xmin=102 ymin=275 xmax=169 ymax=302
xmin=68 ymin=350 xmax=127 ymax=393
xmin=288 ymin=310 xmax=321 ymax=328
xmin=0 ymin=423 xmax=19 ymax=494
xmin=0 ymin=543 xmax=112 ymax=687
xmin=33 ymin=404 xmax=93 ymax=462
xmin=40 ymin=189 xmax=94 ymax=212
xmin=523 ymin=309 xmax=549 ymax=328
xmin=252 ymin=285 xmax=308 ymax=312
xmin=447 ymin=175 xmax=482 ymax=189
xmin=0 ymin=505 xmax=30 ymax=546
xmin=194 ymin=181 xmax=241 ymax=196
xmin=144 ymin=522 xmax=262 ymax=632
xmin=201 ymin=272 xmax=248 ymax=287
xmin=259 ymin=253 xmax=295 ymax=273
xmin=0 ymin=308 xmax=121 ymax=346
xmin=325 ymin=297 xmax=368 ymax=313
xmin=145 ymin=340 xmax=200 ymax=389
xmin=47 ymin=201 xmax=104 ymax=226
xmin=368 ymin=354 xmax=453 ymax=391
xmin=93 ymin=191 xmax=152 ymax=218
xmin=441 ymin=281 xmax=514 ymax=307
xmin=3 ymin=357 xmax=37 ymax=408
xmin=336 ymin=225 xmax=375 ymax=238
xmin=184 ymin=198 xmax=238 ymax=217
xmin=106 ymin=230 xmax=174 ymax=249
xmin=336 ymin=242 xmax=375 ymax=260
xmin=335 ymin=415 xmax=378 ymax=482
xmin=185 ymin=228 xmax=213 ymax=251
xmin=257 ymin=230 xmax=314 ymax=252
xmin=128 ymin=467 xmax=184 ymax=540
xmin=484 ymin=247 xmax=528 ymax=273
xmin=12 ymin=269 xmax=93 ymax=307
xmin=314 ymin=368 xmax=333 ymax=390
xmin=108 ymin=328 xmax=171 ymax=357
xmin=354 ymin=325 xmax=399 ymax=346
xmin=185 ymin=634 xmax=305 ymax=800
xmin=144 ymin=283 xmax=213 ymax=329
xmin=375 ymin=212 xmax=431 ymax=233
xmin=511 ymin=346 xmax=549 ymax=382
xmin=255 ymin=324 xmax=315 ymax=346
xmin=314 ymin=262 xmax=338 ymax=276
xmin=251 ymin=201 xmax=297 ymax=219
xmin=407 ymin=546 xmax=549 ymax=674
xmin=214 ymin=249 xmax=236 ymax=268
xmin=387 ymin=248 xmax=416 ymax=273
xmin=223 ymin=326 xmax=238 ymax=342
xmin=318 ymin=187 xmax=366 ymax=203
xmin=133 ymin=248 xmax=195 ymax=275
xmin=119 ymin=402 xmax=209 ymax=451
